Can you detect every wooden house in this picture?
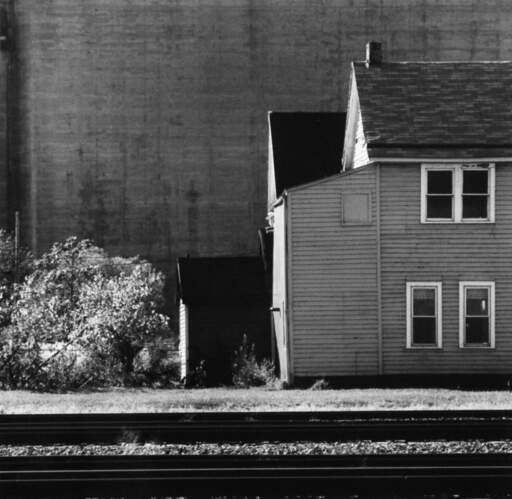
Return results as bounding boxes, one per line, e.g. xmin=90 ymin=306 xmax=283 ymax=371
xmin=177 ymin=256 xmax=270 ymax=385
xmin=269 ymin=42 xmax=512 ymax=384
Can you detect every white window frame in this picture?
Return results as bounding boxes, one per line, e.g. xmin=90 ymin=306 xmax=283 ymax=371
xmin=459 ymin=281 xmax=495 ymax=349
xmin=421 ymin=163 xmax=495 ymax=223
xmin=406 ymin=282 xmax=443 ymax=349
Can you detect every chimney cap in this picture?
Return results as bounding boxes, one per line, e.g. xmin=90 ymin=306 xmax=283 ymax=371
xmin=366 ymin=41 xmax=382 ymax=67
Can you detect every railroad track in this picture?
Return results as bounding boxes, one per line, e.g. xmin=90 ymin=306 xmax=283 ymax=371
xmin=1 ymin=454 xmax=512 ymax=498
xmin=1 ymin=409 xmax=512 ymax=444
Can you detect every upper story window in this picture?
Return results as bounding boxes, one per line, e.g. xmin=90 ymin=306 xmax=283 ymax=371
xmin=421 ymin=164 xmax=495 ymax=223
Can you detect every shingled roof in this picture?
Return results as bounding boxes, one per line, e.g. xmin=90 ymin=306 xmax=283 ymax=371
xmin=354 ymin=61 xmax=512 ymax=158
xmin=176 ymin=256 xmax=268 ymax=306
xmin=269 ymin=112 xmax=345 ymax=195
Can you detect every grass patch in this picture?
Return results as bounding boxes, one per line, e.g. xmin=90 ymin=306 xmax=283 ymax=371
xmin=1 ymin=387 xmax=512 ymax=413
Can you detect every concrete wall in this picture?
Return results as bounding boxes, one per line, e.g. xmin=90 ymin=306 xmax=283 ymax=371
xmin=7 ymin=0 xmax=512 ymax=321
xmin=0 ymin=0 xmax=8 ymax=229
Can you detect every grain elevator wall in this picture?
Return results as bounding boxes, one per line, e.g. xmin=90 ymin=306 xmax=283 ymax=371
xmin=7 ymin=0 xmax=512 ymax=316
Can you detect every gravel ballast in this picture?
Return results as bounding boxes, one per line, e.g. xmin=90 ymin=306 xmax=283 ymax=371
xmin=2 ymin=440 xmax=512 ymax=456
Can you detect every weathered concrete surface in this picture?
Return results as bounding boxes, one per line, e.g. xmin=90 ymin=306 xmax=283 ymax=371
xmin=7 ymin=0 xmax=512 ymax=317
xmin=0 ymin=0 xmax=8 ymax=229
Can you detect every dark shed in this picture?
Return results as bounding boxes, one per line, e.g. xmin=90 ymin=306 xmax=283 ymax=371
xmin=176 ymin=256 xmax=270 ymax=385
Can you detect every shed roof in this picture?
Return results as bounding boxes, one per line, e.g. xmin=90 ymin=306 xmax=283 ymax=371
xmin=354 ymin=61 xmax=512 ymax=157
xmin=176 ymin=256 xmax=268 ymax=306
xmin=269 ymin=112 xmax=346 ymax=195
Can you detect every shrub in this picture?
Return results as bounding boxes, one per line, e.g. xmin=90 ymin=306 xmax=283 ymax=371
xmin=188 ymin=359 xmax=207 ymax=388
xmin=1 ymin=237 xmax=174 ymax=390
xmin=0 ymin=229 xmax=32 ymax=329
xmin=309 ymin=378 xmax=330 ymax=390
xmin=76 ymin=264 xmax=170 ymax=384
xmin=232 ymin=334 xmax=276 ymax=388
xmin=133 ymin=339 xmax=181 ymax=388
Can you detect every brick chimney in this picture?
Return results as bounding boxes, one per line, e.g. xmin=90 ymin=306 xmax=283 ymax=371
xmin=365 ymin=41 xmax=382 ymax=67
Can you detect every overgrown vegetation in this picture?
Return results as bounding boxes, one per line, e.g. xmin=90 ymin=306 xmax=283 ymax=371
xmin=232 ymin=334 xmax=276 ymax=388
xmin=0 ymin=234 xmax=176 ymax=391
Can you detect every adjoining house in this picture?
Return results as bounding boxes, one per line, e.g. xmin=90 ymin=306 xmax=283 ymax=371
xmin=176 ymin=256 xmax=270 ymax=385
xmin=269 ymin=42 xmax=512 ymax=384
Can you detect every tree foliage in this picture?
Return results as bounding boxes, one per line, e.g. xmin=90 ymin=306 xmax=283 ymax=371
xmin=0 ymin=236 xmax=173 ymax=390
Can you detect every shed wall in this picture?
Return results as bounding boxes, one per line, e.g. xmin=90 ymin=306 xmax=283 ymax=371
xmin=380 ymin=163 xmax=512 ymax=374
xmin=289 ymin=168 xmax=379 ymax=376
xmin=187 ymin=303 xmax=270 ymax=385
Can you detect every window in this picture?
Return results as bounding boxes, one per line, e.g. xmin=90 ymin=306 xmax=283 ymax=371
xmin=421 ymin=164 xmax=495 ymax=223
xmin=459 ymin=281 xmax=495 ymax=348
xmin=426 ymin=169 xmax=454 ymax=220
xmin=406 ymin=282 xmax=442 ymax=348
xmin=341 ymin=193 xmax=371 ymax=225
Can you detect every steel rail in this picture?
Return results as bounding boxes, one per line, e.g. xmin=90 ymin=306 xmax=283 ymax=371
xmin=1 ymin=454 xmax=512 ymax=498
xmin=1 ymin=409 xmax=512 ymax=444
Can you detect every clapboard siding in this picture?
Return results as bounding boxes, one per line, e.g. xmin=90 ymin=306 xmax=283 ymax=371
xmin=353 ymin=109 xmax=369 ymax=168
xmin=272 ymin=203 xmax=289 ymax=381
xmin=179 ymin=299 xmax=188 ymax=380
xmin=380 ymin=163 xmax=512 ymax=374
xmin=288 ymin=167 xmax=379 ymax=376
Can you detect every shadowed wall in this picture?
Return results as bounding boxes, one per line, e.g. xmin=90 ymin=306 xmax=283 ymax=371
xmin=6 ymin=0 xmax=512 ymax=322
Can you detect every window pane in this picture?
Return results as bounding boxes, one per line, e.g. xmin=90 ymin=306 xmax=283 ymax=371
xmin=427 ymin=196 xmax=452 ymax=218
xmin=463 ymin=170 xmax=488 ymax=194
xmin=462 ymin=195 xmax=487 ymax=219
xmin=413 ymin=288 xmax=435 ymax=315
xmin=413 ymin=317 xmax=436 ymax=344
xmin=465 ymin=317 xmax=489 ymax=344
xmin=466 ymin=288 xmax=489 ymax=316
xmin=427 ymin=171 xmax=452 ymax=194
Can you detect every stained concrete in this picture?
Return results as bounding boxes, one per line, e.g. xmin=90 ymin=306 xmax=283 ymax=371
xmin=5 ymin=0 xmax=512 ymax=321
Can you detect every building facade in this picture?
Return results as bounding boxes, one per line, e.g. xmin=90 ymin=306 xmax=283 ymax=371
xmin=270 ymin=48 xmax=512 ymax=383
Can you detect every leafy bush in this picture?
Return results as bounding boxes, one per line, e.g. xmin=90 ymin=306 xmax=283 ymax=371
xmin=232 ymin=334 xmax=276 ymax=388
xmin=0 ymin=237 xmax=174 ymax=391
xmin=309 ymin=378 xmax=330 ymax=390
xmin=188 ymin=359 xmax=207 ymax=388
xmin=0 ymin=229 xmax=32 ymax=329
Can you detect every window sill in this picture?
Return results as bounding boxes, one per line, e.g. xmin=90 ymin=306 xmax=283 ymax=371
xmin=406 ymin=346 xmax=443 ymax=350
xmin=459 ymin=345 xmax=495 ymax=350
xmin=421 ymin=220 xmax=495 ymax=224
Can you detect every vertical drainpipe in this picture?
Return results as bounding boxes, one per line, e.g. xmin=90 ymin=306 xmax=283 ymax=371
xmin=376 ymin=163 xmax=383 ymax=375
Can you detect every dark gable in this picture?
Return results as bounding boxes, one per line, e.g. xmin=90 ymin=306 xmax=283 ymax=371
xmin=270 ymin=112 xmax=346 ymax=195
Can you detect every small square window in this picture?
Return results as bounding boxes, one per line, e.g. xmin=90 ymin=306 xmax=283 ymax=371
xmin=406 ymin=282 xmax=442 ymax=349
xmin=341 ymin=193 xmax=371 ymax=225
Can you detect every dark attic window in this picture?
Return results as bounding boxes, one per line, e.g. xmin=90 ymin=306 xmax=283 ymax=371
xmin=426 ymin=170 xmax=453 ymax=219
xmin=462 ymin=170 xmax=488 ymax=219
